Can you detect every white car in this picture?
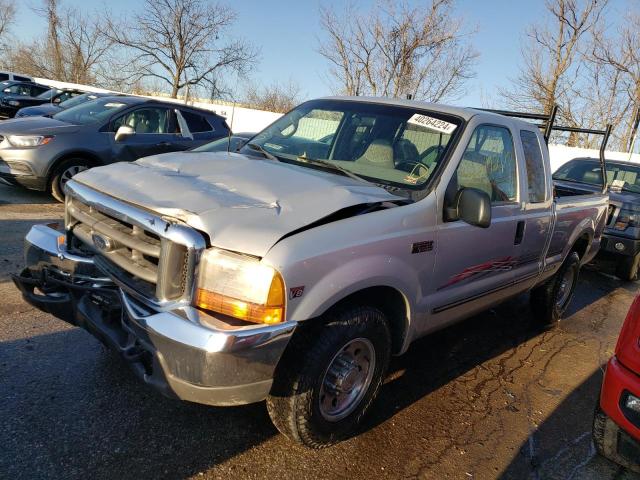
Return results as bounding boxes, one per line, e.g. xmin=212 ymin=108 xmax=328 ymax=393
xmin=0 ymin=71 xmax=34 ymax=83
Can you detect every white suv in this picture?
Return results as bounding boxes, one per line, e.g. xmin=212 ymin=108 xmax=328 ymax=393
xmin=0 ymin=71 xmax=34 ymax=82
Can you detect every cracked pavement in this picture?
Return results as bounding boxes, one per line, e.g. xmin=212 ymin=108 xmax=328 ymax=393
xmin=1 ymin=182 xmax=639 ymax=479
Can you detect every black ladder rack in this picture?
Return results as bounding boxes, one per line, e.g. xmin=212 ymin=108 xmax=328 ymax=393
xmin=476 ymin=105 xmax=612 ymax=194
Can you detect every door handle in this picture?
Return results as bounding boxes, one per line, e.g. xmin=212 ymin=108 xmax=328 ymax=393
xmin=156 ymin=141 xmax=171 ymax=147
xmin=514 ymin=220 xmax=525 ymax=245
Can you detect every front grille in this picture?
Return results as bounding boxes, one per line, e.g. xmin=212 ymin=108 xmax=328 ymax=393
xmin=65 ymin=183 xmax=205 ymax=305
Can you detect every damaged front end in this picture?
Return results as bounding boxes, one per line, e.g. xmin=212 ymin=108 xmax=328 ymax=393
xmin=13 ymin=186 xmax=296 ymax=406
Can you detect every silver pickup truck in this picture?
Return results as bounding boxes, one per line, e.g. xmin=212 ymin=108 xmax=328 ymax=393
xmin=13 ymin=97 xmax=609 ymax=448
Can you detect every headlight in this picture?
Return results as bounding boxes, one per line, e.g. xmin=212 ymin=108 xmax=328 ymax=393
xmin=7 ymin=135 xmax=54 ymax=147
xmin=7 ymin=100 xmax=21 ymax=107
xmin=614 ymin=209 xmax=639 ymax=230
xmin=194 ymin=248 xmax=285 ymax=324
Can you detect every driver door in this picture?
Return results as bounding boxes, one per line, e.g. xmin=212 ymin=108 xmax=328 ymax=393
xmin=427 ymin=124 xmax=521 ymax=330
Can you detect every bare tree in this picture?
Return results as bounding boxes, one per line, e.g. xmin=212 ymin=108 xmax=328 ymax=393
xmin=590 ymin=12 xmax=640 ymax=151
xmin=318 ymin=0 xmax=477 ymax=102
xmin=0 ymin=0 xmax=15 ymax=55
xmin=501 ymin=0 xmax=608 ymax=145
xmin=6 ymin=0 xmax=114 ymax=85
xmin=244 ymin=80 xmax=301 ymax=113
xmin=104 ymin=0 xmax=257 ymax=98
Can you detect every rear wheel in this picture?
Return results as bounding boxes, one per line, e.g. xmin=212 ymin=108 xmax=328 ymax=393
xmin=615 ymin=252 xmax=640 ymax=282
xmin=530 ymin=251 xmax=581 ymax=327
xmin=267 ymin=305 xmax=391 ymax=448
xmin=49 ymin=159 xmax=90 ymax=202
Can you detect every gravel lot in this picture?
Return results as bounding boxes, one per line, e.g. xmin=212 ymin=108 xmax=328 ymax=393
xmin=1 ymin=181 xmax=639 ymax=480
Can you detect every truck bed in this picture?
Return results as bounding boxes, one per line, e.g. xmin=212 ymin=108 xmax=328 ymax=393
xmin=548 ymin=180 xmax=608 ymax=265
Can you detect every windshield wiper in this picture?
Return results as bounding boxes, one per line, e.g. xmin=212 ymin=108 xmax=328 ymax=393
xmin=246 ymin=143 xmax=279 ymax=161
xmin=296 ymin=154 xmax=370 ymax=184
xmin=552 ymin=177 xmax=597 ymax=187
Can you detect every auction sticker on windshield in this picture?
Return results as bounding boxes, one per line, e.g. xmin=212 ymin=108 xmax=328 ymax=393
xmin=407 ymin=114 xmax=457 ymax=134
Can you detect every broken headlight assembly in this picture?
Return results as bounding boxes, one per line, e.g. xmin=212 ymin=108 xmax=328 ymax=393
xmin=194 ymin=248 xmax=285 ymax=325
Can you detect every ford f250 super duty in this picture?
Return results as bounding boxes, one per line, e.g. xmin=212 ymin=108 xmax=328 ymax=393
xmin=13 ymin=97 xmax=611 ymax=448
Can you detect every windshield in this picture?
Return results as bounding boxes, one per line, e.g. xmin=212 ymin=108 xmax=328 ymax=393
xmin=240 ymin=99 xmax=461 ymax=189
xmin=36 ymin=89 xmax=57 ymax=100
xmin=53 ymin=98 xmax=128 ymax=125
xmin=553 ymin=159 xmax=640 ymax=193
xmin=59 ymin=93 xmax=99 ymax=109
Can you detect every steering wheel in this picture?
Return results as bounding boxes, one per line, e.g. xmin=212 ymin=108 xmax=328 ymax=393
xmin=420 ymin=145 xmax=445 ymax=166
xmin=395 ymin=161 xmax=430 ymax=177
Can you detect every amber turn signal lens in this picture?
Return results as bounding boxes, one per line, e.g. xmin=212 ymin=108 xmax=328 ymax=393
xmin=195 ymin=272 xmax=285 ymax=325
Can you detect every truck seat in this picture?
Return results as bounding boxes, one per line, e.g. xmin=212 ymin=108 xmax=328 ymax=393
xmin=356 ymin=140 xmax=395 ymax=170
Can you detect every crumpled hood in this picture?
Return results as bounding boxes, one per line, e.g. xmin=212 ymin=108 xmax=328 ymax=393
xmin=73 ymin=151 xmax=403 ymax=257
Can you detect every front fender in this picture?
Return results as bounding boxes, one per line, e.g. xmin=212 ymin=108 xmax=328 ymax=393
xmin=283 ymin=252 xmax=417 ymax=334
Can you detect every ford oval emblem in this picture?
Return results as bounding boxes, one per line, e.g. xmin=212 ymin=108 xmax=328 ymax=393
xmin=92 ymin=233 xmax=111 ymax=252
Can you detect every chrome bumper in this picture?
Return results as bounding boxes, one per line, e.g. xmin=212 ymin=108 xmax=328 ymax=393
xmin=13 ymin=225 xmax=296 ymax=406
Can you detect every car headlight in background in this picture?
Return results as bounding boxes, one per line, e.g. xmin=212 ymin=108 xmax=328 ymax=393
xmin=614 ymin=208 xmax=639 ymax=230
xmin=7 ymin=135 xmax=54 ymax=147
xmin=194 ymin=248 xmax=285 ymax=325
xmin=7 ymin=100 xmax=21 ymax=107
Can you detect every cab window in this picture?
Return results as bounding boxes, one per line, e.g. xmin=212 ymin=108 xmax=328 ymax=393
xmin=520 ymin=130 xmax=546 ymax=203
xmin=451 ymin=125 xmax=517 ymax=204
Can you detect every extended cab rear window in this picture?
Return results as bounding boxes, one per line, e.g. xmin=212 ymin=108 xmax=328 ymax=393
xmin=520 ymin=130 xmax=546 ymax=203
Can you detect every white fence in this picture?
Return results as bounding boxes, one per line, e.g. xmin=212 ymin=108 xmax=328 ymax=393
xmin=34 ymin=78 xmax=282 ymax=133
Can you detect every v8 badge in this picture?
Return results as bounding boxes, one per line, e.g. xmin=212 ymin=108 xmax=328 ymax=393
xmin=289 ymin=286 xmax=305 ymax=299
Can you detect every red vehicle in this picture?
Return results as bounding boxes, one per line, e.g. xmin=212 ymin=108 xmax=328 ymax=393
xmin=594 ymin=295 xmax=640 ymax=471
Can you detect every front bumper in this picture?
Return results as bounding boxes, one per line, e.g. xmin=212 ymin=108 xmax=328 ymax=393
xmin=0 ymin=154 xmax=46 ymax=190
xmin=12 ymin=224 xmax=296 ymax=406
xmin=601 ymin=232 xmax=640 ymax=257
xmin=597 ymin=357 xmax=640 ymax=469
xmin=600 ymin=356 xmax=640 ymax=442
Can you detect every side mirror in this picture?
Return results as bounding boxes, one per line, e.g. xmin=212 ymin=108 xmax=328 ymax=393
xmin=115 ymin=125 xmax=135 ymax=142
xmin=53 ymin=97 xmax=61 ymax=104
xmin=456 ymin=188 xmax=491 ymax=228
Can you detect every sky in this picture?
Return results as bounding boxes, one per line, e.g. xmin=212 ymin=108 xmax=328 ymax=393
xmin=9 ymin=0 xmax=634 ymax=107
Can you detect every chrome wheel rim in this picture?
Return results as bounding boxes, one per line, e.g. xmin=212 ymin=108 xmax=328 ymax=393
xmin=319 ymin=338 xmax=376 ymax=422
xmin=59 ymin=165 xmax=88 ymax=189
xmin=556 ymin=266 xmax=575 ymax=307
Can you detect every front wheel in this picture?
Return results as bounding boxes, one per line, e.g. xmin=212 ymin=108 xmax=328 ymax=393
xmin=267 ymin=305 xmax=391 ymax=448
xmin=49 ymin=159 xmax=90 ymax=202
xmin=530 ymin=251 xmax=581 ymax=327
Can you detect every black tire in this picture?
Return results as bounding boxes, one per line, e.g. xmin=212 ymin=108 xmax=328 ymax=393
xmin=593 ymin=406 xmax=640 ymax=473
xmin=49 ymin=158 xmax=91 ymax=202
xmin=616 ymin=252 xmax=640 ymax=282
xmin=530 ymin=251 xmax=581 ymax=327
xmin=267 ymin=305 xmax=391 ymax=448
